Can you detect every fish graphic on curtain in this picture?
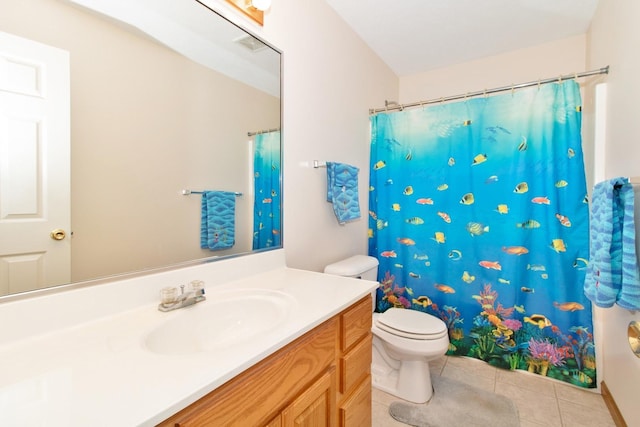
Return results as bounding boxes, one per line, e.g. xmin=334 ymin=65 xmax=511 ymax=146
xmin=368 ymin=81 xmax=596 ymax=388
xmin=253 ymin=131 xmax=281 ymax=250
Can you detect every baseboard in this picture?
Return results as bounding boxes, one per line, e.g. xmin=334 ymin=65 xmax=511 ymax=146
xmin=601 ymin=381 xmax=627 ymax=427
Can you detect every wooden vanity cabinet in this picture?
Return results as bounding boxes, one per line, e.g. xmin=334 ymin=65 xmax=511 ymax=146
xmin=158 ymin=295 xmax=372 ymax=427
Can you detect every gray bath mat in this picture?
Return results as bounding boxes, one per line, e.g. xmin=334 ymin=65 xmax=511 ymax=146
xmin=389 ymin=376 xmax=520 ymax=427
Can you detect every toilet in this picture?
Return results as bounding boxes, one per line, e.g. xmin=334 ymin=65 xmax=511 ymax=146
xmin=324 ymin=255 xmax=449 ymax=403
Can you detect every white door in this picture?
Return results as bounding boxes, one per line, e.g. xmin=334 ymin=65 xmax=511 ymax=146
xmin=0 ymin=31 xmax=70 ymax=296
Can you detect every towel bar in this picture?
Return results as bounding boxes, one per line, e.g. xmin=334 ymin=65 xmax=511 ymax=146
xmin=313 ymin=160 xmax=327 ymax=168
xmin=182 ymin=189 xmax=242 ymax=196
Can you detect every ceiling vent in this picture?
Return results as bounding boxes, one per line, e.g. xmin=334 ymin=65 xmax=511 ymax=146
xmin=233 ymin=34 xmax=268 ymax=52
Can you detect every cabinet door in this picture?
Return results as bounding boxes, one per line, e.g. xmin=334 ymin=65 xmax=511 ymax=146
xmin=339 ymin=375 xmax=371 ymax=427
xmin=282 ymin=368 xmax=336 ymax=427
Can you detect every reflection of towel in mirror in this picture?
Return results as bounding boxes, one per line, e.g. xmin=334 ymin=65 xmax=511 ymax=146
xmin=584 ymin=177 xmax=640 ymax=310
xmin=200 ymin=191 xmax=236 ymax=250
xmin=326 ymin=162 xmax=360 ymax=224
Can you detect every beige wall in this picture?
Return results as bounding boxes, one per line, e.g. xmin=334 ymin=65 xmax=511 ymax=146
xmin=252 ymin=0 xmax=399 ymax=272
xmin=588 ymin=0 xmax=640 ymax=424
xmin=1 ymin=0 xmax=279 ymax=282
xmin=398 ymin=35 xmax=587 ymax=104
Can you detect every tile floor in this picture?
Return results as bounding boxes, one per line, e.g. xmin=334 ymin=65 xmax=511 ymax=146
xmin=372 ymin=355 xmax=616 ymax=427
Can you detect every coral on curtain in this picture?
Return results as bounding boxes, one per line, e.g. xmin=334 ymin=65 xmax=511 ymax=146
xmin=253 ymin=131 xmax=281 ymax=250
xmin=368 ymin=81 xmax=596 ymax=388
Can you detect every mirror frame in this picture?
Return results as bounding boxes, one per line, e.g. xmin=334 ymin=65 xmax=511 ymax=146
xmin=0 ymin=0 xmax=283 ymax=303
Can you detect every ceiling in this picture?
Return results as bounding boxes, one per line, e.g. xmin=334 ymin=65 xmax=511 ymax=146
xmin=325 ymin=0 xmax=599 ymax=77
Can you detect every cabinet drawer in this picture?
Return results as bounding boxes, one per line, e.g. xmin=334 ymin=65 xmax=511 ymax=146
xmin=339 ymin=375 xmax=371 ymax=427
xmin=341 ymin=295 xmax=372 ymax=351
xmin=340 ymin=333 xmax=372 ymax=394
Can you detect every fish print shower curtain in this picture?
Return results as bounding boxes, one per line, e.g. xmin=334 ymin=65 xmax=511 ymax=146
xmin=253 ymin=131 xmax=281 ymax=250
xmin=368 ymin=81 xmax=596 ymax=388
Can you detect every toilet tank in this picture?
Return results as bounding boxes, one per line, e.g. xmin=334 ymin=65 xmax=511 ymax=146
xmin=324 ymin=255 xmax=379 ymax=281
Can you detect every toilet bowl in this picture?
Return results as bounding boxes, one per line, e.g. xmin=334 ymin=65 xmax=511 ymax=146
xmin=371 ymin=308 xmax=449 ymax=403
xmin=324 ymin=255 xmax=450 ymax=404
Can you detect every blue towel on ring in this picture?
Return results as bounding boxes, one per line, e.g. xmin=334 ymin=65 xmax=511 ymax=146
xmin=584 ymin=177 xmax=640 ymax=310
xmin=326 ymin=162 xmax=361 ymax=224
xmin=200 ymin=191 xmax=236 ymax=250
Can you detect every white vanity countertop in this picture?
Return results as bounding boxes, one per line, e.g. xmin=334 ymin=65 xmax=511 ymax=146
xmin=0 ymin=267 xmax=377 ymax=426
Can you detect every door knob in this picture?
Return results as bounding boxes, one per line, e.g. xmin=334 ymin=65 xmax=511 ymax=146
xmin=50 ymin=229 xmax=66 ymax=241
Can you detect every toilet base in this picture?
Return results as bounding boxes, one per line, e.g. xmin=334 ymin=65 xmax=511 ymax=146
xmin=372 ymin=344 xmax=435 ymax=403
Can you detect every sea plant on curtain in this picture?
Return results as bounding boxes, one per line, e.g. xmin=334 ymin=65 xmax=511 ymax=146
xmin=252 ymin=131 xmax=281 ymax=250
xmin=368 ymin=81 xmax=596 ymax=388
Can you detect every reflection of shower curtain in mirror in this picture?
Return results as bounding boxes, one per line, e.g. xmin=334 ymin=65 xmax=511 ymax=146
xmin=253 ymin=131 xmax=281 ymax=250
xmin=368 ymin=81 xmax=596 ymax=388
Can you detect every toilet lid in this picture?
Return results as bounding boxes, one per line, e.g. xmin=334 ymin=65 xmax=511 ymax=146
xmin=376 ymin=308 xmax=447 ymax=339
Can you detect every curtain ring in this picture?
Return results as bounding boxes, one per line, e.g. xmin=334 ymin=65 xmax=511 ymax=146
xmin=483 ymin=89 xmax=487 ymax=98
xmin=537 ymin=79 xmax=541 ymax=91
xmin=511 ymin=84 xmax=515 ymax=97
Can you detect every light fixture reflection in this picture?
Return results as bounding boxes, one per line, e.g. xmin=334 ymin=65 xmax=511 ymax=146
xmin=251 ymin=0 xmax=271 ymax=11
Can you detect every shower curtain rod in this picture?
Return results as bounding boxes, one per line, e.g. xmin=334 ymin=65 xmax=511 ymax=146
xmin=369 ymin=66 xmax=610 ymax=115
xmin=248 ymin=127 xmax=280 ymax=137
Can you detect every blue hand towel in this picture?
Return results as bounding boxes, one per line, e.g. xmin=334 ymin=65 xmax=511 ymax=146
xmin=584 ymin=177 xmax=640 ymax=310
xmin=326 ymin=162 xmax=361 ymax=224
xmin=200 ymin=191 xmax=236 ymax=250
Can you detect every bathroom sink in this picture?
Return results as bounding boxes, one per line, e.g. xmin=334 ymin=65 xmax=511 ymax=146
xmin=143 ymin=289 xmax=295 ymax=355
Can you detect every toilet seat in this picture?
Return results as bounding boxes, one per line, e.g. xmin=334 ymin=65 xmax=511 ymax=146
xmin=375 ymin=308 xmax=447 ymax=340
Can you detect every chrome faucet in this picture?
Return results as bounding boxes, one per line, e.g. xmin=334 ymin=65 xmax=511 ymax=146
xmin=158 ymin=280 xmax=206 ymax=312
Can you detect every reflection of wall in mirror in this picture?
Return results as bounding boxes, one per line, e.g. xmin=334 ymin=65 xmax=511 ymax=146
xmin=0 ymin=0 xmax=280 ymax=284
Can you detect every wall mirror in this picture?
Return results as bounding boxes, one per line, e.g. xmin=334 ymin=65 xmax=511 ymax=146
xmin=0 ymin=0 xmax=282 ymax=300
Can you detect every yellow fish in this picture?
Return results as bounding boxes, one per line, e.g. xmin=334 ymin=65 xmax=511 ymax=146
xmin=392 ymin=203 xmax=401 ymax=211
xmin=433 ymin=231 xmax=445 ymax=243
xmin=369 ymin=185 xmax=375 ymax=191
xmin=403 ymin=186 xmax=414 ymax=195
xmin=409 ymin=272 xmax=421 ymax=278
xmin=463 ymin=119 xmax=472 ymax=126
xmin=373 ymin=160 xmax=386 ymax=170
xmin=376 ymin=219 xmax=389 ymax=230
xmin=568 ymin=148 xmax=575 ymax=158
xmin=514 ymin=304 xmax=525 ymax=313
xmin=472 ymin=153 xmax=488 ymax=165
xmin=406 ymin=217 xmax=425 ymax=225
xmin=553 ymin=301 xmax=585 ymax=312
xmin=496 ymin=204 xmax=509 ymax=214
xmin=550 ymin=238 xmax=567 ymax=253
xmin=524 ymin=314 xmax=552 ymax=329
xmin=448 ymin=157 xmax=456 ymax=166
xmin=405 ymin=151 xmax=413 ymax=160
xmin=466 ymin=222 xmax=489 ymax=236
xmin=460 ymin=193 xmax=475 ymax=205
xmin=413 ymin=296 xmax=432 ymax=308
xmin=498 ymin=278 xmax=511 ymax=285
xmin=437 ymin=183 xmax=449 ymax=191
xmin=435 ymin=284 xmax=455 ymax=293
xmin=555 ymin=180 xmax=568 ymax=188
xmin=367 ymin=228 xmax=373 ymax=238
xmin=462 ymin=271 xmax=475 ymax=284
xmin=514 ymin=182 xmax=529 ymax=193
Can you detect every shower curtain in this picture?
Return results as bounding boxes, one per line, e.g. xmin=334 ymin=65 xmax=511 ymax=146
xmin=252 ymin=131 xmax=281 ymax=250
xmin=368 ymin=81 xmax=596 ymax=388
